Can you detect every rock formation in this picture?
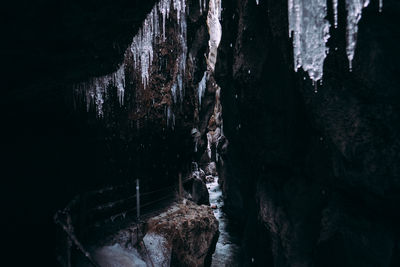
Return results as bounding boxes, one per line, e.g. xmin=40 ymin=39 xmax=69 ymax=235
xmin=216 ymin=0 xmax=400 ymax=266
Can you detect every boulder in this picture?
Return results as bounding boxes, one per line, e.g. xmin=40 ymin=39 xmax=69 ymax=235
xmin=146 ymin=201 xmax=219 ymax=267
xmin=192 ymin=177 xmax=210 ymax=206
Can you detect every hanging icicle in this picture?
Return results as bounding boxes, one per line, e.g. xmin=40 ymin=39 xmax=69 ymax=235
xmin=333 ymin=0 xmax=338 ymax=28
xmin=75 ymin=0 xmax=189 ymax=117
xmin=288 ymin=0 xmax=331 ymax=83
xmin=74 ymin=64 xmax=125 ymax=117
xmin=288 ymin=0 xmax=383 ymax=87
xmin=345 ymin=0 xmax=370 ymax=71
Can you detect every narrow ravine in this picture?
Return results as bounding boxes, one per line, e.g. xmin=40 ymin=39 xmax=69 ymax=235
xmin=207 ymin=177 xmax=242 ymax=266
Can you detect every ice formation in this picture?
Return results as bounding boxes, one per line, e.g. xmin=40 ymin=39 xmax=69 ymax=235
xmin=74 ymin=65 xmax=125 ymax=117
xmin=288 ymin=0 xmax=382 ymax=85
xmin=198 ymin=72 xmax=207 ymax=106
xmin=345 ymin=0 xmax=370 ymax=71
xmin=288 ymin=0 xmax=331 ymax=83
xmin=206 ymin=0 xmax=222 ymax=72
xmin=199 ymin=0 xmax=207 ymax=14
xmin=333 ymin=0 xmax=338 ymax=28
xmin=195 ymin=0 xmax=222 ymax=107
xmin=75 ymin=0 xmax=188 ymax=117
xmin=131 ymin=0 xmax=187 ymax=90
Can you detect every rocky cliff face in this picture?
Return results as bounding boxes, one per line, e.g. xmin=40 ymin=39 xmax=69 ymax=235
xmin=216 ymin=0 xmax=400 ymax=266
xmin=4 ymin=0 xmax=217 ymax=265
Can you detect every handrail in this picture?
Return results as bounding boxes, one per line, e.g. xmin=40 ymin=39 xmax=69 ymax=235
xmin=54 ymin=178 xmax=190 ymax=267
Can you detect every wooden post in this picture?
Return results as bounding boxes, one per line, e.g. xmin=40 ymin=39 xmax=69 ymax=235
xmin=136 ymin=179 xmax=140 ymax=220
xmin=66 ymin=236 xmax=72 ymax=267
xmin=179 ymin=173 xmax=183 ymax=199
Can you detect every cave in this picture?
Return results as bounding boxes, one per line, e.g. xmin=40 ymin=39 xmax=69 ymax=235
xmin=3 ymin=0 xmax=400 ymax=266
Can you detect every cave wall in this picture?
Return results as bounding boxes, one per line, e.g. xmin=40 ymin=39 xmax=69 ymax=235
xmin=3 ymin=0 xmax=216 ymax=265
xmin=216 ymin=0 xmax=400 ymax=266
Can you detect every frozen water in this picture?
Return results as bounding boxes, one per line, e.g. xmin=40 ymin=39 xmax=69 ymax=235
xmin=288 ymin=0 xmax=381 ymax=84
xmin=198 ymin=71 xmax=207 ymax=106
xmin=208 ymin=177 xmax=242 ymax=266
xmin=333 ymin=0 xmax=338 ymax=28
xmin=288 ymin=0 xmax=331 ymax=83
xmin=74 ymin=64 xmax=125 ymax=117
xmin=207 ymin=0 xmax=222 ymax=72
xmin=131 ymin=0 xmax=187 ymax=90
xmin=345 ymin=0 xmax=370 ymax=71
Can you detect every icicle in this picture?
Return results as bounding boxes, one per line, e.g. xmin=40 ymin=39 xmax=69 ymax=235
xmin=74 ymin=63 xmax=126 ymax=116
xmin=115 ymin=65 xmax=126 ymax=105
xmin=130 ymin=0 xmax=187 ymax=100
xmin=288 ymin=0 xmax=331 ymax=84
xmin=256 ymin=0 xmax=260 ymax=5
xmin=76 ymin=0 xmax=191 ymax=117
xmin=159 ymin=0 xmax=171 ymax=41
xmin=314 ymin=81 xmax=318 ymax=93
xmin=333 ymin=0 xmax=338 ymax=28
xmin=171 ymin=83 xmax=177 ymax=103
xmin=207 ymin=0 xmax=222 ymax=72
xmin=95 ymin=83 xmax=105 ymax=117
xmin=167 ymin=106 xmax=171 ymax=127
xmin=198 ymin=71 xmax=207 ymax=106
xmin=345 ymin=0 xmax=369 ymax=72
xmin=379 ymin=0 xmax=383 ymax=12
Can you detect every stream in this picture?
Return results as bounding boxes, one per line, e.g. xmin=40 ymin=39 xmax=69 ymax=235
xmin=208 ymin=177 xmax=243 ymax=266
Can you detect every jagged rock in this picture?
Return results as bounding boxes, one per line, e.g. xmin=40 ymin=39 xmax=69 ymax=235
xmin=146 ymin=201 xmax=219 ymax=267
xmin=142 ymin=233 xmax=171 ymax=266
xmin=206 ymin=175 xmax=214 ymax=183
xmin=199 ymin=168 xmax=207 ymax=183
xmin=216 ymin=0 xmax=400 ymax=266
xmin=204 ymin=162 xmax=217 ymax=176
xmin=184 ymin=175 xmax=210 ymax=206
xmin=192 ymin=177 xmax=210 ymax=205
xmin=86 ymin=201 xmax=218 ymax=267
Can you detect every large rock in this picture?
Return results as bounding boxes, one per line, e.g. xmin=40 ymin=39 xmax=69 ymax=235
xmin=84 ymin=201 xmax=218 ymax=267
xmin=184 ymin=168 xmax=210 ymax=205
xmin=146 ymin=200 xmax=219 ymax=267
xmin=191 ymin=177 xmax=210 ymax=205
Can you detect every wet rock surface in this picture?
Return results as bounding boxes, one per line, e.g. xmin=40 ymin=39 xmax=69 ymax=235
xmin=82 ymin=200 xmax=218 ymax=267
xmin=207 ymin=176 xmax=242 ymax=267
xmin=216 ymin=0 xmax=400 ymax=266
xmin=146 ymin=200 xmax=219 ymax=267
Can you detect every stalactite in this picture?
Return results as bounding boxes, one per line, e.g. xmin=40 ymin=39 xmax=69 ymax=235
xmin=333 ymin=0 xmax=338 ymax=28
xmin=74 ymin=64 xmax=125 ymax=117
xmin=288 ymin=0 xmax=331 ymax=84
xmin=198 ymin=72 xmax=207 ymax=106
xmin=288 ymin=0 xmax=382 ymax=87
xmin=74 ymin=0 xmax=188 ymax=117
xmin=206 ymin=0 xmax=222 ymax=73
xmin=131 ymin=0 xmax=187 ymax=90
xmin=345 ymin=0 xmax=370 ymax=71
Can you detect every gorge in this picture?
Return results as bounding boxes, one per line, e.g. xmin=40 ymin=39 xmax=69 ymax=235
xmin=3 ymin=0 xmax=400 ymax=266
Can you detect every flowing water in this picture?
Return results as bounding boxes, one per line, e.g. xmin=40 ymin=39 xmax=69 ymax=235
xmin=208 ymin=177 xmax=243 ymax=266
